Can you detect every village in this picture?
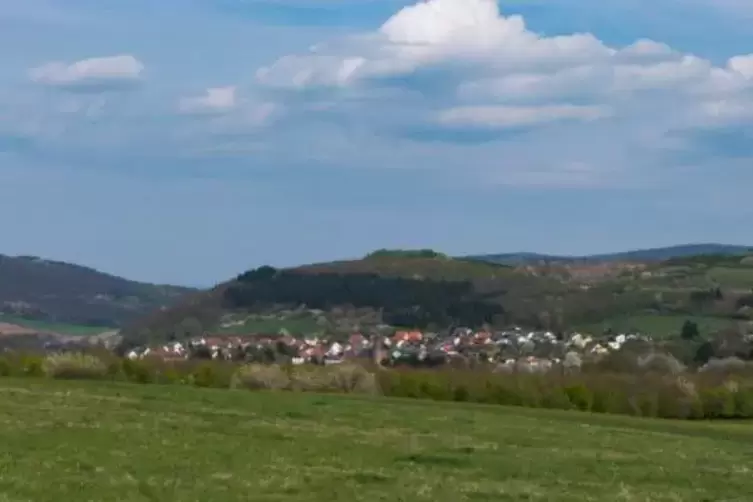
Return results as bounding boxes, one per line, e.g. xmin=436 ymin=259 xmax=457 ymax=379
xmin=124 ymin=327 xmax=654 ymax=372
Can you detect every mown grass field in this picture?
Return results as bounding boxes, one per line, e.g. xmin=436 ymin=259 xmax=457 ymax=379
xmin=0 ymin=379 xmax=751 ymax=501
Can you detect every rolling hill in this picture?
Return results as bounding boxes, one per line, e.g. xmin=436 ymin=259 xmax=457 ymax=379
xmin=0 ymin=254 xmax=195 ymax=332
xmin=469 ymin=243 xmax=753 ymax=265
xmin=1 ymin=378 xmax=750 ymax=501
xmin=120 ymin=246 xmax=753 ymax=349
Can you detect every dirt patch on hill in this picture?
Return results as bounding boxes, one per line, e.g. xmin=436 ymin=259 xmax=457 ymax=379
xmin=0 ymin=323 xmax=41 ymax=336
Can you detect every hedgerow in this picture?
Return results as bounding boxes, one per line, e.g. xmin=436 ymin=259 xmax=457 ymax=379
xmin=1 ymin=353 xmax=753 ymax=420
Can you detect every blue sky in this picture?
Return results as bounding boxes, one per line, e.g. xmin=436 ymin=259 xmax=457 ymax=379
xmin=1 ymin=0 xmax=752 ymax=286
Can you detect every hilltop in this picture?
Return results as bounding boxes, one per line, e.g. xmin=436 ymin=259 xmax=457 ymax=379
xmin=469 ymin=243 xmax=753 ymax=265
xmin=0 ymin=254 xmax=194 ymax=337
xmin=120 ymin=251 xmax=525 ymax=348
xmin=120 ymin=246 xmax=753 ymax=349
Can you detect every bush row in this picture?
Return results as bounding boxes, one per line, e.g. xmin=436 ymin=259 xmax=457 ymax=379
xmin=0 ymin=352 xmax=380 ymax=395
xmin=377 ymin=368 xmax=753 ymax=419
xmin=2 ymin=352 xmax=753 ymax=420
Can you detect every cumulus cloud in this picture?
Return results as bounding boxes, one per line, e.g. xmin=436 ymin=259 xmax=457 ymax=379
xmin=9 ymin=0 xmax=753 ymax=190
xmin=729 ymin=55 xmax=753 ymax=79
xmin=245 ymin=0 xmax=753 ymax=187
xmin=29 ymin=54 xmax=144 ymax=89
xmin=257 ymin=0 xmax=753 ymax=126
xmin=255 ymin=0 xmax=614 ymax=88
xmin=179 ymin=86 xmax=238 ymax=114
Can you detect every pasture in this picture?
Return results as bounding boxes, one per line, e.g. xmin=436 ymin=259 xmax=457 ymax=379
xmin=576 ymin=313 xmax=736 ymax=338
xmin=0 ymin=315 xmax=109 ymax=336
xmin=0 ymin=378 xmax=750 ymax=501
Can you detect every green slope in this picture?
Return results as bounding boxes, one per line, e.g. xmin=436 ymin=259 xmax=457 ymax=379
xmin=0 ymin=314 xmax=110 ymax=336
xmin=124 ymin=248 xmax=753 ymax=347
xmin=0 ymin=254 xmax=194 ymax=328
xmin=0 ymin=378 xmax=750 ymax=501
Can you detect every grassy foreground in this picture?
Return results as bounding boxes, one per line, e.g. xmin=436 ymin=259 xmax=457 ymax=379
xmin=0 ymin=380 xmax=751 ymax=501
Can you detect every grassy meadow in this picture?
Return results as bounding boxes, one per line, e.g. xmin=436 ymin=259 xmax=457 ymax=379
xmin=216 ymin=316 xmax=321 ymax=335
xmin=0 ymin=315 xmax=111 ymax=336
xmin=0 ymin=378 xmax=751 ymax=501
xmin=576 ymin=314 xmax=738 ymax=338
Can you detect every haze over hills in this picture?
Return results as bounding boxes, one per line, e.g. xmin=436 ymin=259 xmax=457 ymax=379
xmin=468 ymin=244 xmax=753 ymax=266
xmin=0 ymin=254 xmax=195 ymax=334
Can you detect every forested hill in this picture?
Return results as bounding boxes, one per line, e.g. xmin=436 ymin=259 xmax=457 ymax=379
xmin=121 ymin=247 xmax=753 ymax=349
xmin=0 ymin=254 xmax=195 ymax=328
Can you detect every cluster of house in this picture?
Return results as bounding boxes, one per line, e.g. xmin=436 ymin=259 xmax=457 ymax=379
xmin=125 ymin=327 xmax=652 ymax=371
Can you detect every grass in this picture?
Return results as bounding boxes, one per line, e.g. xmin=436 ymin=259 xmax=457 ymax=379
xmin=0 ymin=315 xmax=111 ymax=336
xmin=577 ymin=314 xmax=737 ymax=338
xmin=216 ymin=317 xmax=322 ymax=335
xmin=707 ymin=267 xmax=753 ymax=291
xmin=0 ymin=378 xmax=751 ymax=501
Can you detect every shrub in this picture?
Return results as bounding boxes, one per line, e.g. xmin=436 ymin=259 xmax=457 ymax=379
xmin=733 ymin=386 xmax=753 ymax=417
xmin=6 ymin=351 xmax=753 ymax=421
xmin=591 ymin=386 xmax=631 ymax=415
xmin=700 ymin=357 xmax=748 ymax=374
xmin=564 ymin=383 xmax=593 ymax=411
xmin=22 ymin=355 xmax=45 ymax=377
xmin=231 ymin=364 xmax=290 ymax=391
xmin=191 ymin=362 xmax=234 ymax=388
xmin=289 ymin=365 xmax=331 ymax=392
xmin=653 ymin=376 xmax=704 ymax=419
xmin=121 ymin=358 xmax=157 ymax=384
xmin=159 ymin=366 xmax=186 ymax=385
xmin=289 ymin=364 xmax=380 ymax=395
xmin=105 ymin=360 xmax=125 ymax=380
xmin=637 ymin=353 xmax=686 ymax=375
xmin=700 ymin=387 xmax=737 ymax=418
xmin=325 ymin=364 xmax=380 ymax=395
xmin=0 ymin=357 xmax=13 ymax=377
xmin=42 ymin=353 xmax=108 ymax=380
xmin=377 ymin=369 xmax=425 ymax=399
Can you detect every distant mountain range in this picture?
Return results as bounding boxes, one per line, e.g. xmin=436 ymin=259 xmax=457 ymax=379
xmin=468 ymin=244 xmax=753 ymax=265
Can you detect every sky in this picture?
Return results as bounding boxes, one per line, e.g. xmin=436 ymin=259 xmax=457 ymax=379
xmin=1 ymin=0 xmax=752 ymax=287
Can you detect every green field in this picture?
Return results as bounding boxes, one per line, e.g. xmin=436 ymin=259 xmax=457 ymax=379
xmin=707 ymin=266 xmax=753 ymax=290
xmin=216 ymin=317 xmax=322 ymax=335
xmin=0 ymin=315 xmax=111 ymax=336
xmin=0 ymin=379 xmax=751 ymax=501
xmin=576 ymin=314 xmax=738 ymax=338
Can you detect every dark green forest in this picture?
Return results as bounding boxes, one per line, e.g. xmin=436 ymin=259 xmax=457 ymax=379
xmin=225 ymin=266 xmax=504 ymax=329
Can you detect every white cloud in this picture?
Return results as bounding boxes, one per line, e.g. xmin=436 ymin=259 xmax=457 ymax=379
xmin=253 ymin=0 xmax=753 ymax=136
xmin=245 ymin=0 xmax=753 ymax=187
xmin=256 ymin=0 xmax=615 ymax=88
xmin=7 ymin=0 xmax=753 ymax=191
xmin=29 ymin=54 xmax=144 ymax=88
xmin=729 ymin=55 xmax=753 ymax=79
xmin=700 ymin=99 xmax=753 ymax=125
xmin=179 ymin=86 xmax=238 ymax=114
xmin=257 ymin=0 xmax=753 ymax=106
